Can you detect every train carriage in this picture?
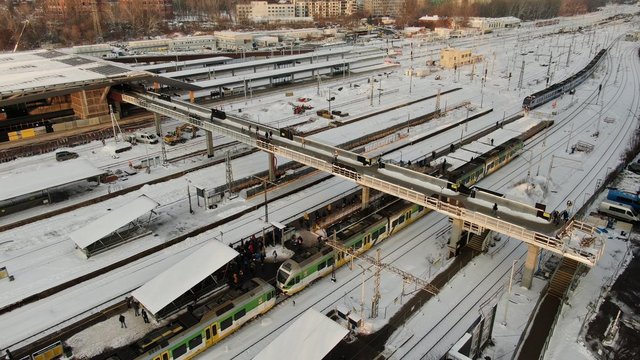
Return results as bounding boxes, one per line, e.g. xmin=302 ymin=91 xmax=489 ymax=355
xmin=140 ymin=278 xmax=275 ymax=360
xmin=523 ymin=49 xmax=606 ymax=110
xmin=277 ymin=200 xmax=427 ymax=295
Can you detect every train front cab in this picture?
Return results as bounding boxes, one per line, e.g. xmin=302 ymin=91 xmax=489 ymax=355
xmin=277 ymin=260 xmax=304 ymax=295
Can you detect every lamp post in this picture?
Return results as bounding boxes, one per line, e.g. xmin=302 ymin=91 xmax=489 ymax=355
xmin=186 ymin=179 xmax=194 ymax=214
xmin=251 ymin=175 xmax=277 ymax=223
xmin=327 ymin=96 xmax=335 ymax=114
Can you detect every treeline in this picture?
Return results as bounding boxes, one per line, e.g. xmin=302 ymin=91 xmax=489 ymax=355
xmin=0 ymin=0 xmax=632 ymax=51
xmin=417 ymin=0 xmax=624 ymax=21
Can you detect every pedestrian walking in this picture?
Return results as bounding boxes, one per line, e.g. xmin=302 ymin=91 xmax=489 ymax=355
xmin=119 ymin=314 xmax=127 ymax=328
xmin=133 ymin=300 xmax=140 ymax=317
xmin=272 ymin=249 xmax=278 ymax=261
xmin=5 ymin=349 xmax=13 ymax=360
xmin=141 ymin=309 xmax=150 ymax=324
xmin=492 ymin=203 xmax=498 ymax=215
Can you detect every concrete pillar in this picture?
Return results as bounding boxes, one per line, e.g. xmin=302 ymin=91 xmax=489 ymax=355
xmin=361 ymin=186 xmax=370 ymax=210
xmin=268 ymin=153 xmax=276 ymax=181
xmin=154 ymin=113 xmax=162 ymax=136
xmin=522 ymin=244 xmax=540 ymax=289
xmin=448 ymin=218 xmax=463 ymax=258
xmin=206 ymin=130 xmax=214 ymax=158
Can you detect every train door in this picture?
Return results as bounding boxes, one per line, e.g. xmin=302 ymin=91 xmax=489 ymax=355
xmin=153 ymin=352 xmax=169 ymax=360
xmin=205 ymin=324 xmax=218 ymax=346
xmin=364 ymin=234 xmax=371 ymax=246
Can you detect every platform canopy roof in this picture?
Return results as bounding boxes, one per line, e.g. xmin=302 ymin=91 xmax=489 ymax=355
xmin=253 ymin=308 xmax=348 ymax=360
xmin=132 ymin=240 xmax=239 ymax=315
xmin=0 ymin=50 xmax=152 ymax=106
xmin=134 ymin=56 xmax=232 ymax=72
xmin=191 ymin=53 xmax=382 ymax=90
xmin=162 ymin=48 xmax=350 ymax=79
xmin=0 ymin=159 xmax=106 ymax=203
xmin=69 ymin=195 xmax=159 ymax=250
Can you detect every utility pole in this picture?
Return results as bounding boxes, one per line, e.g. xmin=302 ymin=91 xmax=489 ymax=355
xmin=324 ymin=238 xmax=438 ymax=320
xmin=546 ymin=51 xmax=553 ymax=86
xmin=566 ymin=42 xmax=572 ymax=68
xmin=226 ymin=151 xmax=234 ymax=196
xmin=517 ymin=60 xmax=525 ymax=90
xmin=372 ymin=249 xmax=381 ymax=318
xmin=435 ymin=88 xmax=441 ymax=114
xmin=470 ymin=62 xmax=475 ymax=82
xmin=370 ymin=77 xmax=374 ymax=106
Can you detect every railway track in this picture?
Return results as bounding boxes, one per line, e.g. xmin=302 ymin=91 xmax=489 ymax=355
xmin=210 ymin=29 xmax=638 ymax=360
xmin=3 ymin=85 xmax=486 ymax=356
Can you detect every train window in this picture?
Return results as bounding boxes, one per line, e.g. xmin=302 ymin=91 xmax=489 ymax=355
xmin=205 ymin=328 xmax=211 ymax=340
xmin=327 ymin=257 xmax=335 ymax=266
xmin=211 ymin=324 xmax=217 ymax=336
xmin=354 ymin=240 xmax=362 ymax=249
xmin=267 ymin=291 xmax=272 ymax=300
xmin=220 ymin=317 xmax=233 ymax=331
xmin=235 ymin=309 xmax=246 ymax=320
xmin=398 ymin=215 xmax=405 ymax=224
xmin=188 ymin=335 xmax=203 ymax=349
xmin=162 ymin=353 xmax=169 ymax=360
xmin=318 ymin=261 xmax=326 ymax=270
xmin=295 ymin=276 xmax=301 ymax=284
xmin=172 ymin=344 xmax=187 ymax=359
xmin=392 ymin=219 xmax=398 ymax=227
xmin=418 ymin=206 xmax=424 ymax=212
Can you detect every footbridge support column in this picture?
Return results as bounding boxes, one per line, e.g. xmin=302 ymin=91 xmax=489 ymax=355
xmin=448 ymin=218 xmax=463 ymax=258
xmin=361 ymin=186 xmax=370 ymax=210
xmin=522 ymin=244 xmax=540 ymax=289
xmin=154 ymin=113 xmax=162 ymax=137
xmin=268 ymin=153 xmax=276 ymax=182
xmin=206 ymin=131 xmax=214 ymax=158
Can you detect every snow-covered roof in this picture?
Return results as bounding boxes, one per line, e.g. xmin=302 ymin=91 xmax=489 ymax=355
xmin=192 ymin=54 xmax=382 ymax=89
xmin=132 ymin=240 xmax=239 ymax=315
xmin=163 ymin=48 xmax=351 ymax=79
xmin=0 ymin=50 xmax=149 ymax=97
xmin=253 ymin=308 xmax=348 ymax=360
xmin=69 ymin=195 xmax=159 ymax=250
xmin=0 ymin=159 xmax=106 ymax=203
xmin=135 ymin=56 xmax=232 ymax=72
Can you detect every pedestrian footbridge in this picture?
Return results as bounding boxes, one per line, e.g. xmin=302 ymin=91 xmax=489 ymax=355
xmin=119 ymin=91 xmax=605 ymax=288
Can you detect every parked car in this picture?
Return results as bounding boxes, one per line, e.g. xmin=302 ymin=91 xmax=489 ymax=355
xmin=135 ymin=132 xmax=159 ymax=144
xmin=55 ymin=151 xmax=79 ymax=161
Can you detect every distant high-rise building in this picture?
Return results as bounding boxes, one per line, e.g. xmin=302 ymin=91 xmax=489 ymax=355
xmin=237 ymin=0 xmax=356 ymax=23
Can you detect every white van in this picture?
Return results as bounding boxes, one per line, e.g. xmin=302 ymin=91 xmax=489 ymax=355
xmin=598 ymin=201 xmax=639 ymax=223
xmin=135 ymin=132 xmax=158 ymax=144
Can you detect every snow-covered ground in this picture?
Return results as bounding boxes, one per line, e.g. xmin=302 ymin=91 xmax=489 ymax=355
xmin=1 ymin=4 xmax=639 ymax=360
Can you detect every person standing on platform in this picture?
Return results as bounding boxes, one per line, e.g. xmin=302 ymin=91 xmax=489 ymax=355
xmin=141 ymin=309 xmax=150 ymax=324
xmin=119 ymin=314 xmax=127 ymax=328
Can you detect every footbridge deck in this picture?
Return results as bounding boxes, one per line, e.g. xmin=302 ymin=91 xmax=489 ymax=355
xmin=120 ymin=92 xmax=605 ymax=267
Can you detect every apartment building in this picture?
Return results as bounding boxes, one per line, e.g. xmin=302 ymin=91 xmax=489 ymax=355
xmin=237 ymin=0 xmax=356 ymax=22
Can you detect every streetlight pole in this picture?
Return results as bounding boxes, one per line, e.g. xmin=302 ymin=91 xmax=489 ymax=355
xmin=186 ymin=180 xmax=194 ymax=214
